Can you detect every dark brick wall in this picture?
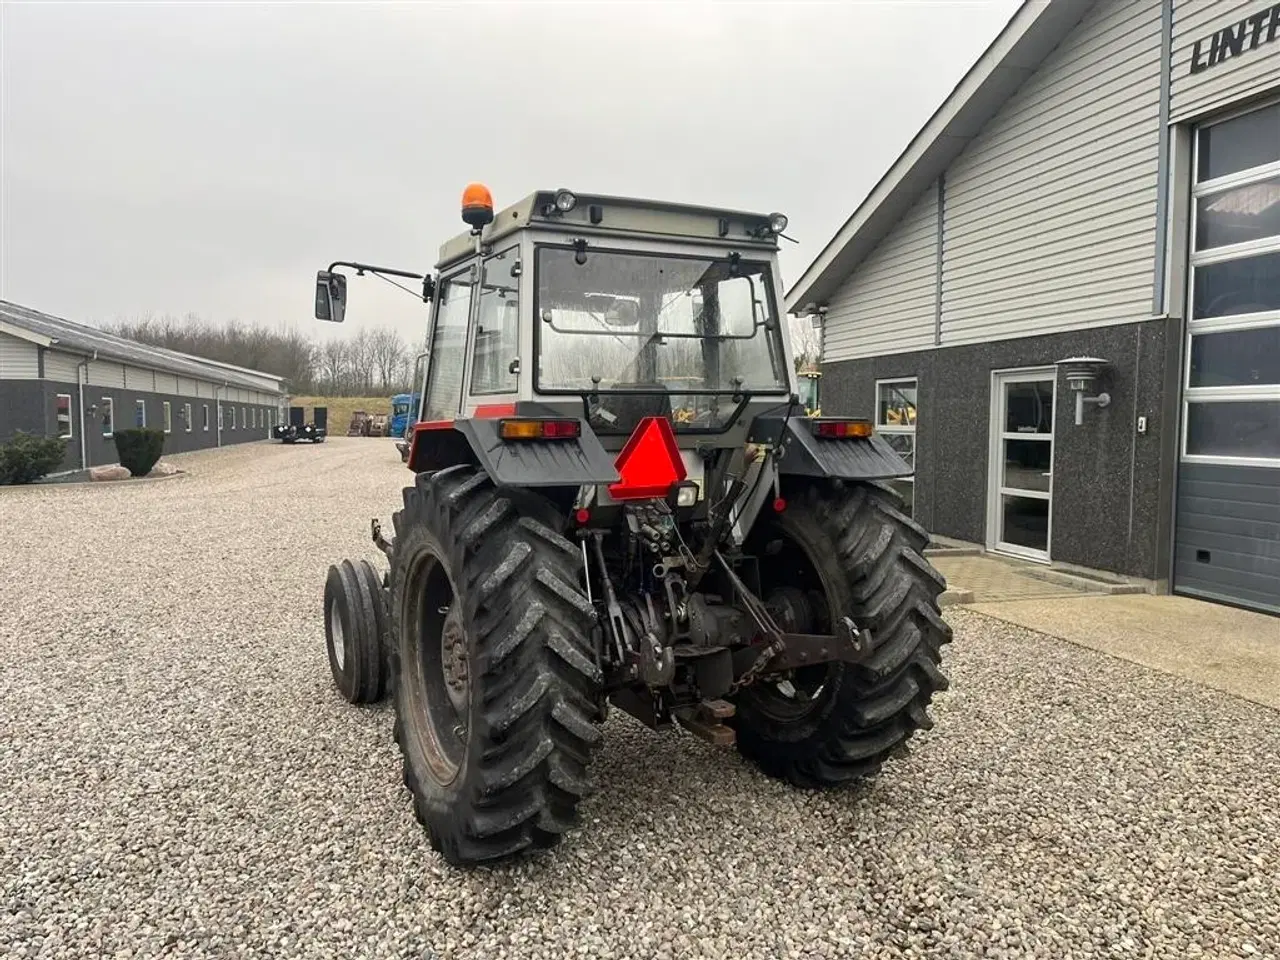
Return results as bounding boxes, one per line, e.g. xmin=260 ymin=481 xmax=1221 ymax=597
xmin=0 ymin=381 xmax=77 ymax=472
xmin=0 ymin=379 xmax=279 ymax=472
xmin=820 ymin=317 xmax=1177 ymax=580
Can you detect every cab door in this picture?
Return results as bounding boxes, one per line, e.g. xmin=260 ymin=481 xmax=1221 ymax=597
xmin=421 ymin=262 xmax=477 ymax=422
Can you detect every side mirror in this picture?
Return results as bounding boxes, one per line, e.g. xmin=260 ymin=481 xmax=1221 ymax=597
xmin=315 ymin=270 xmax=347 ymax=323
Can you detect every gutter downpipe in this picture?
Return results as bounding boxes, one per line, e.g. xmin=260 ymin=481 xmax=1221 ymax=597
xmin=214 ymin=382 xmax=227 ymax=447
xmin=76 ymin=350 xmax=97 ymax=470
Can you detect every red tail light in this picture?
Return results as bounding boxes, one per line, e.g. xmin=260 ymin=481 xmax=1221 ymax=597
xmin=813 ymin=419 xmax=874 ymax=439
xmin=497 ymin=418 xmax=581 ymax=440
xmin=608 ymin=416 xmax=687 ymax=501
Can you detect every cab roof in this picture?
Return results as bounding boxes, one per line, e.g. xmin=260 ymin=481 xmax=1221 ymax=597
xmin=436 ymin=189 xmax=784 ymax=269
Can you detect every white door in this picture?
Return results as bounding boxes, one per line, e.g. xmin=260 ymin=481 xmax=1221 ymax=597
xmin=987 ymin=368 xmax=1056 ymax=562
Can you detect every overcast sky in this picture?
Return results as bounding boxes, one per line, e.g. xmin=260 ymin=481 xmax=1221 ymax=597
xmin=2 ymin=0 xmax=1021 ymax=347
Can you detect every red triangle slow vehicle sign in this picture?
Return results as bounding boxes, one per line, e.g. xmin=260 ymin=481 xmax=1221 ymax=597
xmin=608 ymin=416 xmax=687 ymax=501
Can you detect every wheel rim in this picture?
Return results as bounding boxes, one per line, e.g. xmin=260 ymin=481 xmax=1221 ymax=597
xmin=405 ymin=551 xmax=469 ymax=786
xmin=745 ymin=521 xmax=841 ymax=722
xmin=329 ymin=596 xmax=346 ymax=671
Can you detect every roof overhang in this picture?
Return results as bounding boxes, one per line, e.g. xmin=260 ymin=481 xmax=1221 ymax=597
xmin=0 ymin=318 xmax=55 ymax=348
xmin=785 ymin=0 xmax=1097 ymax=315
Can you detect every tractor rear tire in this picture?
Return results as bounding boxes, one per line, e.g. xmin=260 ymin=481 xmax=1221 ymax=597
xmin=324 ymin=559 xmax=389 ymax=705
xmin=387 ymin=465 xmax=604 ymax=866
xmin=730 ymin=480 xmax=952 ymax=788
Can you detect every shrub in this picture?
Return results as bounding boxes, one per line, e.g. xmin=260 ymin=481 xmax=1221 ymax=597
xmin=113 ymin=427 xmax=166 ymax=477
xmin=0 ymin=431 xmax=68 ymax=484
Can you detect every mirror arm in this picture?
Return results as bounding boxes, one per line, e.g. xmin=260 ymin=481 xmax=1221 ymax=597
xmin=326 ymin=261 xmax=435 ymax=302
xmin=326 ymin=260 xmax=425 ymax=281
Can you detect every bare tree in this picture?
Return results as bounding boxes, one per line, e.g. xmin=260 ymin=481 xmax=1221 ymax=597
xmin=369 ymin=326 xmax=407 ymax=392
xmin=789 ymin=314 xmax=823 ymax=371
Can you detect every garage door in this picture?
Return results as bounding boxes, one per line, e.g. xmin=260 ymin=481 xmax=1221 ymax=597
xmin=1174 ymin=98 xmax=1280 ymax=615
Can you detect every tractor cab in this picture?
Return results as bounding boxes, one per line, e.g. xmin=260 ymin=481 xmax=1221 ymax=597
xmin=320 ymin=186 xmax=793 ymax=443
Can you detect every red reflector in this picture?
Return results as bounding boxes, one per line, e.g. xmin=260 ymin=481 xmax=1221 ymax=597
xmin=772 ymin=497 xmax=786 ymax=513
xmin=608 ymin=416 xmax=687 ymax=501
xmin=575 ymin=508 xmax=591 ymax=525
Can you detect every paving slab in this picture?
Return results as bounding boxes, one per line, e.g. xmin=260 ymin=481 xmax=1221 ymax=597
xmin=968 ymin=593 xmax=1280 ymax=710
xmin=931 ymin=554 xmax=1099 ymax=603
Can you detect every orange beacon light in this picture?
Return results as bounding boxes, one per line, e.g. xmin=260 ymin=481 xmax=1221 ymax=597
xmin=461 ymin=183 xmax=494 ymax=228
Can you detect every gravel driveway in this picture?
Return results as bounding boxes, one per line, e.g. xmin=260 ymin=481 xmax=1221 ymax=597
xmin=2 ymin=438 xmax=1277 ymax=960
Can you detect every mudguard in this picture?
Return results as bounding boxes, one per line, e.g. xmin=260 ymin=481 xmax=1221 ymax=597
xmin=408 ymin=418 xmax=620 ymax=488
xmin=748 ymin=414 xmax=913 ymax=481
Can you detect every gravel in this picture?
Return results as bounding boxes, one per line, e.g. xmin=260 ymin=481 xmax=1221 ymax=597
xmin=2 ymin=438 xmax=1277 ymax=960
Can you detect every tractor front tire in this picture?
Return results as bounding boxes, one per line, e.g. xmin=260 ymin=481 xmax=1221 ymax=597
xmin=731 ymin=480 xmax=952 ymax=788
xmin=324 ymin=559 xmax=389 ymax=704
xmin=388 ymin=465 xmax=604 ymax=866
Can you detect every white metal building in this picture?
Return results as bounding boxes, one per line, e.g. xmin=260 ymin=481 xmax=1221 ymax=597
xmin=787 ymin=0 xmax=1279 ymax=614
xmin=0 ymin=300 xmax=289 ymax=472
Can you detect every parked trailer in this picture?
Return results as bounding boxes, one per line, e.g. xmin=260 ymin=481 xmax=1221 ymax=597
xmin=274 ymin=405 xmax=328 ymax=444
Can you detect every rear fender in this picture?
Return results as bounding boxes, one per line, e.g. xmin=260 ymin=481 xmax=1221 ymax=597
xmin=408 ymin=413 xmax=620 ymax=489
xmin=748 ymin=414 xmax=912 ymax=481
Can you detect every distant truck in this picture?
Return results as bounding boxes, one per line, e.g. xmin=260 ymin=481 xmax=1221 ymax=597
xmin=389 ymin=392 xmax=419 ymax=439
xmin=273 ymin=405 xmax=328 ymax=443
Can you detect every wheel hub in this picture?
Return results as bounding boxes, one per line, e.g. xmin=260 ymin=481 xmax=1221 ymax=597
xmin=329 ymin=597 xmax=346 ymax=670
xmin=765 ymin=586 xmax=815 ymax=634
xmin=441 ymin=606 xmax=469 ymax=715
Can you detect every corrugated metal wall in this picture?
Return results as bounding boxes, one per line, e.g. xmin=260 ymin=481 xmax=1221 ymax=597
xmin=44 ymin=350 xmax=81 ymax=382
xmin=1171 ymin=0 xmax=1280 ymax=122
xmin=0 ymin=333 xmax=40 ymax=378
xmin=941 ymin=0 xmax=1163 ymax=346
xmin=86 ymin=359 xmax=126 ymax=388
xmin=821 ymin=188 xmax=939 ymax=362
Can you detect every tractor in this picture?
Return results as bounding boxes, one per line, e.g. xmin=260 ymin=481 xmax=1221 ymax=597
xmin=313 ymin=185 xmax=951 ymax=866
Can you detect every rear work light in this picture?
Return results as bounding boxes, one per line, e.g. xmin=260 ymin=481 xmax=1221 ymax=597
xmin=812 ymin=419 xmax=874 ymax=439
xmin=497 ymin=418 xmax=581 ymax=440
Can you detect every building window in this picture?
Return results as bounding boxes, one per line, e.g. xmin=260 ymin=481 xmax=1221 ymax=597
xmin=217 ymin=404 xmax=224 ymax=431
xmin=184 ymin=403 xmax=193 ymax=433
xmin=230 ymin=407 xmax=236 ymax=430
xmin=1186 ymin=99 xmax=1280 ymax=465
xmin=55 ymin=394 xmax=73 ymax=439
xmin=163 ymin=401 xmax=172 ymax=434
xmin=876 ymin=378 xmax=918 ymax=515
xmin=135 ymin=399 xmax=146 ymax=428
xmin=203 ymin=404 xmax=210 ymax=432
xmin=241 ymin=407 xmax=247 ymax=429
xmin=101 ymin=397 xmax=114 ymax=437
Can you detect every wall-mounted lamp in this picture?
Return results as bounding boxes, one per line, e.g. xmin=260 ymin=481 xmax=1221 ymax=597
xmin=810 ymin=305 xmax=827 ymax=330
xmin=1055 ymin=356 xmax=1111 ymax=425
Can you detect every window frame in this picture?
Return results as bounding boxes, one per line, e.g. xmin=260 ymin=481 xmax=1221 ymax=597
xmin=101 ymin=397 xmax=114 ymax=438
xmin=1182 ymin=100 xmax=1280 ymax=468
xmin=203 ymin=404 xmax=210 ymax=432
xmin=55 ymin=393 xmax=73 ymax=440
xmin=468 ymin=244 xmax=522 ymax=398
xmin=163 ymin=401 xmax=172 ymax=434
xmin=230 ymin=406 xmax=236 ymax=430
xmin=875 ymin=377 xmax=918 ymax=516
xmin=184 ymin=402 xmax=193 ymax=433
xmin=135 ymin=399 xmax=146 ymax=428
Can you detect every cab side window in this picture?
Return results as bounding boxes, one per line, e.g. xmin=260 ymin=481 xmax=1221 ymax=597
xmin=422 ymin=266 xmax=475 ymax=421
xmin=470 ymin=246 xmax=520 ymax=395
